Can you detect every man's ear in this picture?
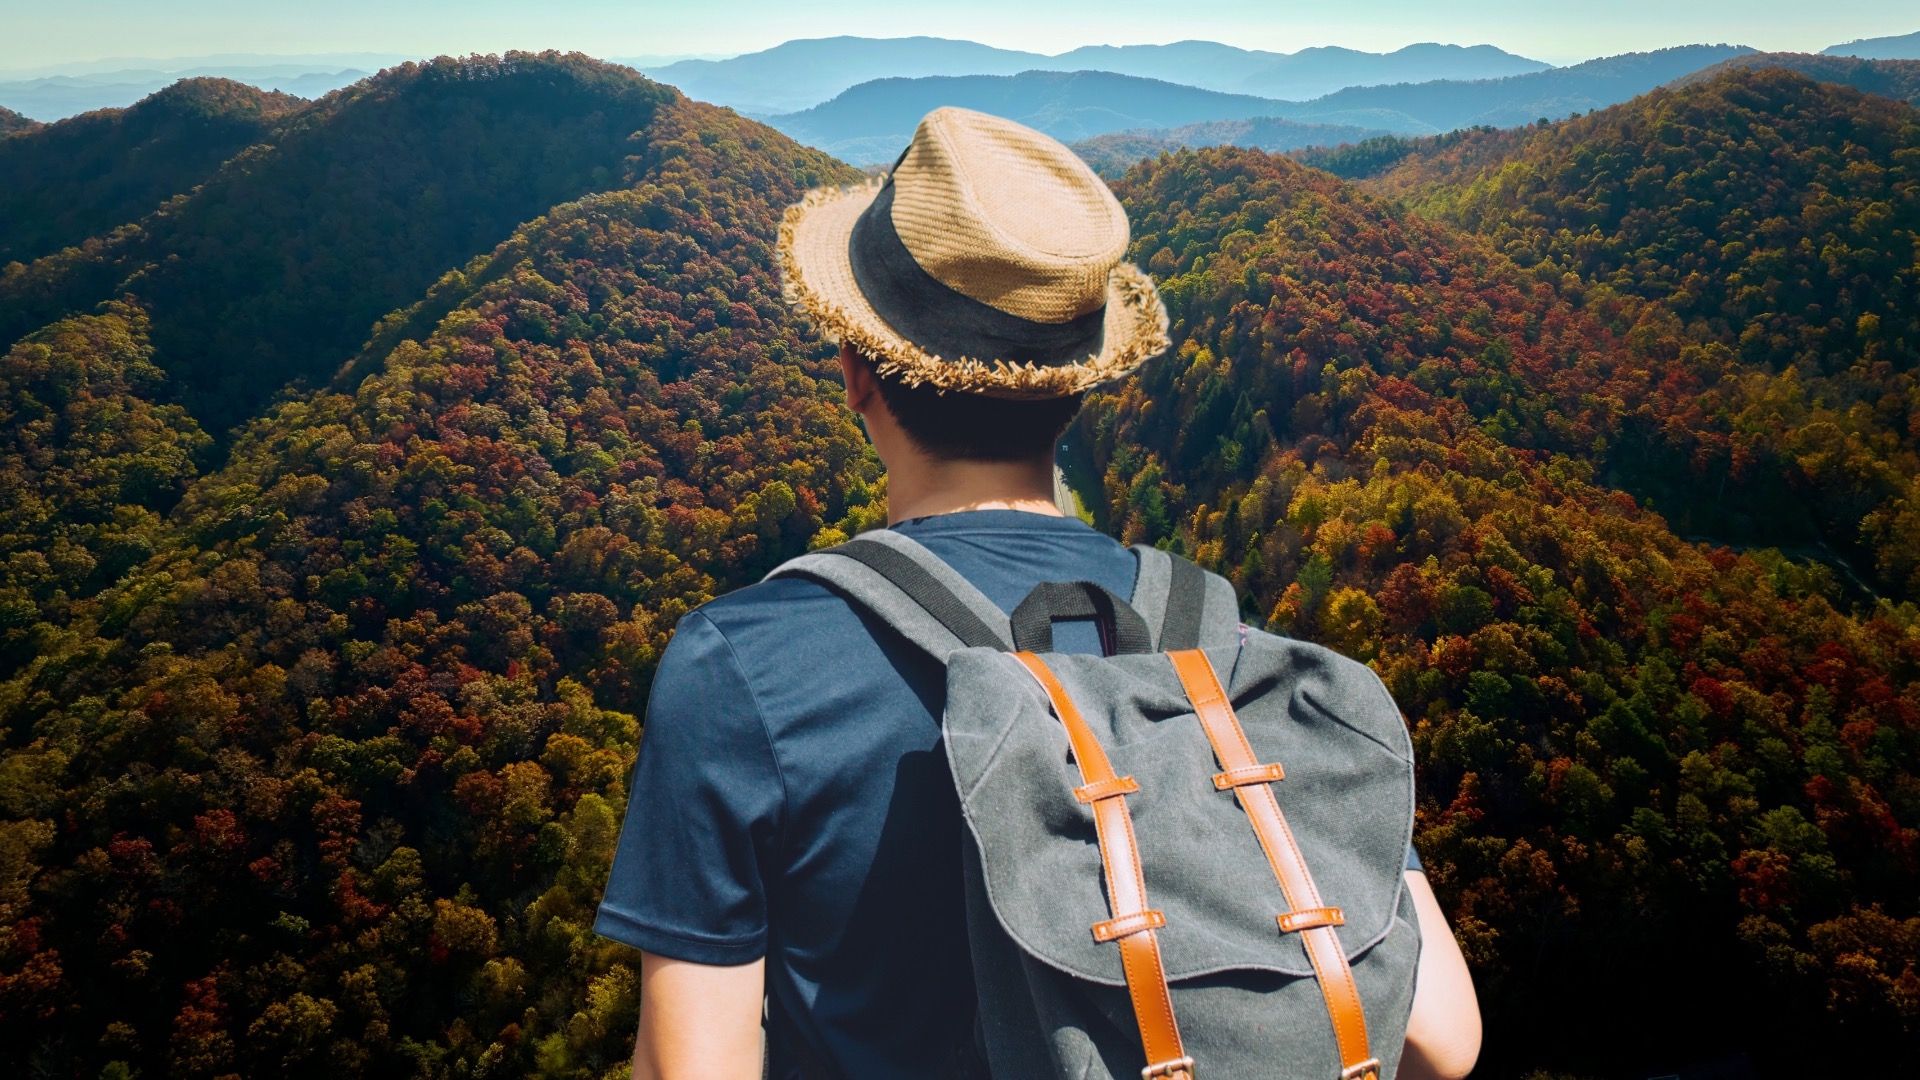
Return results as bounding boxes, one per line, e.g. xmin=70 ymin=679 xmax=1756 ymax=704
xmin=838 ymin=342 xmax=880 ymax=414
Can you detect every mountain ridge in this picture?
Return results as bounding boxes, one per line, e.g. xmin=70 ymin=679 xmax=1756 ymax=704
xmin=1286 ymin=43 xmax=1754 ymax=130
xmin=0 ymin=104 xmax=40 ymax=135
xmin=0 ymin=52 xmax=685 ymax=437
xmin=1070 ymin=114 xmax=1392 ymax=177
xmin=1822 ymin=29 xmax=1920 ymax=59
xmin=0 ymin=77 xmax=306 ymax=263
xmin=1361 ymin=66 xmax=1920 ymax=598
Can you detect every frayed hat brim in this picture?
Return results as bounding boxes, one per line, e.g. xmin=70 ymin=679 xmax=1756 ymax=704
xmin=775 ymin=171 xmax=1171 ymax=400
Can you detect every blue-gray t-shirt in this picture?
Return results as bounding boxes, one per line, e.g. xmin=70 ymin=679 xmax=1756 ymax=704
xmin=593 ymin=508 xmax=1421 ymax=1078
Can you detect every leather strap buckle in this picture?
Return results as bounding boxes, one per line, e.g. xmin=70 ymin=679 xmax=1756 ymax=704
xmin=1074 ymin=775 xmax=1141 ymax=803
xmin=1339 ymin=1058 xmax=1381 ymax=1080
xmin=1276 ymin=906 xmax=1346 ymax=933
xmin=1143 ymin=1055 xmax=1195 ymax=1079
xmin=1093 ymin=908 xmax=1167 ymax=942
xmin=1212 ymin=762 xmax=1285 ymax=789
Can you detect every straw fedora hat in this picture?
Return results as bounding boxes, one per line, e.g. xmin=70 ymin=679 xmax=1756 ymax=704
xmin=775 ymin=105 xmax=1171 ymax=399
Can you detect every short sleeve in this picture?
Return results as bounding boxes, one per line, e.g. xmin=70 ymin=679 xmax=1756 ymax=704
xmin=593 ymin=609 xmax=786 ymax=964
xmin=1405 ymin=843 xmax=1424 ymax=873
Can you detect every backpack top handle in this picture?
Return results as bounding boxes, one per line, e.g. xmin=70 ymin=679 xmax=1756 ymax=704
xmin=763 ymin=528 xmax=1244 ymax=663
xmin=1009 ymin=581 xmax=1154 ymax=655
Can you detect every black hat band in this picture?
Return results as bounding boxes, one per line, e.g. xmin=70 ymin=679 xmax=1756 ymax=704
xmin=847 ymin=177 xmax=1108 ymax=371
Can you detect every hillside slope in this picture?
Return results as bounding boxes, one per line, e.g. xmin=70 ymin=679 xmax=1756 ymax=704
xmin=0 ymin=106 xmax=39 ymax=136
xmin=0 ymin=90 xmax=872 ymax=1077
xmin=0 ymin=78 xmax=304 ymax=264
xmin=1681 ymin=52 xmax=1920 ymax=103
xmin=1288 ymin=124 xmax=1527 ymax=186
xmin=1377 ymin=68 xmax=1920 ymax=595
xmin=1071 ymin=115 xmax=1389 ymax=178
xmin=1411 ymin=67 xmax=1919 ymax=365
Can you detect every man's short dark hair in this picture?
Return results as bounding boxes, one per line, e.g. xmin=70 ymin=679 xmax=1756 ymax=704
xmin=862 ymin=349 xmax=1086 ymax=463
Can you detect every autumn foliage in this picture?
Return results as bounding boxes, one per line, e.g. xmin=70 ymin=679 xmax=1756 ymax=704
xmin=0 ymin=52 xmax=1915 ymax=1080
xmin=1076 ymin=91 xmax=1919 ymax=1073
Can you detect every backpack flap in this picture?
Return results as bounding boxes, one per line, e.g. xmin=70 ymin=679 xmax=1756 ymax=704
xmin=942 ymin=633 xmax=1415 ymax=985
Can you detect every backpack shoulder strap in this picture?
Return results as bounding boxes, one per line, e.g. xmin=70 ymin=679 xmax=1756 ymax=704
xmin=1127 ymin=544 xmax=1244 ymax=650
xmin=764 ymin=528 xmax=1014 ymax=662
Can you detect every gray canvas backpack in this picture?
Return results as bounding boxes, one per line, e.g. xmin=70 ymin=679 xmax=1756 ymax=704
xmin=766 ymin=527 xmax=1420 ymax=1080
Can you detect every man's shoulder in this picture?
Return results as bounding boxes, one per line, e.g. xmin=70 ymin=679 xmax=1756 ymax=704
xmin=693 ymin=571 xmax=852 ymax=634
xmin=663 ymin=572 xmax=875 ymax=679
xmin=646 ymin=574 xmax=870 ymax=723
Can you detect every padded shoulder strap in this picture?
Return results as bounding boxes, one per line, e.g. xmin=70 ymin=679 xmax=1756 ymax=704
xmin=1128 ymin=544 xmax=1244 ymax=650
xmin=764 ymin=528 xmax=1015 ymax=663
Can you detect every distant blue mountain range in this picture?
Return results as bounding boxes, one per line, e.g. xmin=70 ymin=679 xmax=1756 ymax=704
xmin=633 ymin=35 xmax=1550 ymax=116
xmin=764 ymin=69 xmax=1299 ymax=164
xmin=0 ymin=64 xmax=375 ymax=120
xmin=5 ymin=30 xmax=1912 ymax=126
xmin=1823 ymin=30 xmax=1920 ymax=60
xmin=764 ymin=44 xmax=1758 ymax=163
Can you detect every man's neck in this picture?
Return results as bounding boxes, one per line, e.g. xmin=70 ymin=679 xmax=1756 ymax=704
xmin=883 ymin=453 xmax=1065 ymax=525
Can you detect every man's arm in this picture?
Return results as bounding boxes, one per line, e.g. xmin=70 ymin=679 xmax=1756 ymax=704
xmin=1398 ymin=869 xmax=1483 ymax=1080
xmin=591 ymin=610 xmax=785 ymax=1079
xmin=633 ymin=952 xmax=766 ymax=1080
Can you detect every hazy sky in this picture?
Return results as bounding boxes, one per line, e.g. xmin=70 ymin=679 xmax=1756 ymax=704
xmin=3 ymin=0 xmax=1914 ymax=71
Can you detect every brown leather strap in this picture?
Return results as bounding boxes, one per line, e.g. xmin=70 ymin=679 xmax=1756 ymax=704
xmin=1013 ymin=652 xmax=1194 ymax=1080
xmin=1168 ymin=649 xmax=1380 ymax=1080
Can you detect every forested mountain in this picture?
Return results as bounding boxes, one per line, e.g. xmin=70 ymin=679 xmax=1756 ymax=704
xmin=766 ymin=69 xmax=1296 ymax=163
xmin=1079 ymin=140 xmax=1919 ymax=1078
xmin=1071 ymin=115 xmax=1389 ymax=178
xmin=1286 ymin=124 xmax=1525 ymax=183
xmin=0 ymin=55 xmax=872 ymax=1077
xmin=0 ymin=107 xmax=39 ymax=136
xmin=0 ymin=304 xmax=211 ymax=671
xmin=0 ymin=54 xmax=678 ymax=438
xmin=2 ymin=46 xmax=1917 ymax=1080
xmin=1373 ymin=68 xmax=1920 ymax=599
xmin=1824 ymin=29 xmax=1920 ymax=60
xmin=1681 ymin=52 xmax=1920 ymax=103
xmin=639 ymin=34 xmax=1547 ymax=117
xmin=1286 ymin=54 xmax=1919 ymax=190
xmin=0 ymin=78 xmax=304 ymax=264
